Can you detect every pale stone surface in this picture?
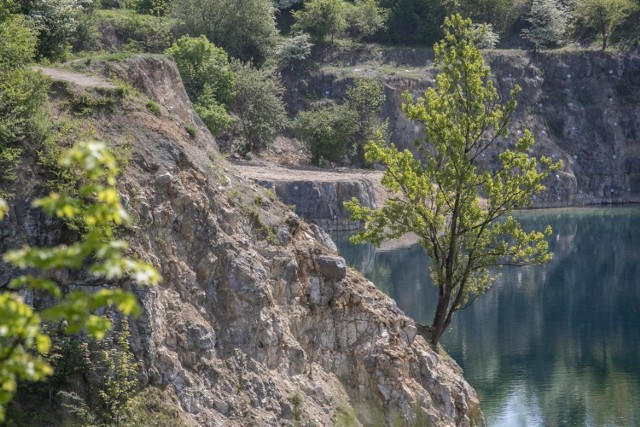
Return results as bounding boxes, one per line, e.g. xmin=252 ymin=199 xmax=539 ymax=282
xmin=0 ymin=56 xmax=485 ymax=426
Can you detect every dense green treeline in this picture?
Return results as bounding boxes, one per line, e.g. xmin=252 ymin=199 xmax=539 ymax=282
xmin=3 ymin=0 xmax=637 ymax=161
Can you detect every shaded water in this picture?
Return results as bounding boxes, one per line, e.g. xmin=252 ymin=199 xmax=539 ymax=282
xmin=333 ymin=207 xmax=640 ymax=427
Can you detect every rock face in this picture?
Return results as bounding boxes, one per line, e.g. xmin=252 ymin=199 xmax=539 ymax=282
xmin=0 ymin=56 xmax=484 ymax=426
xmin=272 ymin=179 xmax=376 ymax=231
xmin=286 ymin=49 xmax=640 ymax=207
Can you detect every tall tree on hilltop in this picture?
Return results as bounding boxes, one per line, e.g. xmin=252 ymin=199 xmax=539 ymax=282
xmin=346 ymin=14 xmax=561 ymax=346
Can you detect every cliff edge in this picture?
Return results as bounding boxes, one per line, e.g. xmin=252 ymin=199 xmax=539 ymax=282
xmin=0 ymin=55 xmax=483 ymax=426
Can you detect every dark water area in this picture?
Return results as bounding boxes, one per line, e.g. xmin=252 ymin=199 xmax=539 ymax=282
xmin=333 ymin=207 xmax=640 ymax=427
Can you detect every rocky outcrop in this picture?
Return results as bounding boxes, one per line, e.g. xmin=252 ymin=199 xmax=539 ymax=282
xmin=0 ymin=56 xmax=483 ymax=426
xmin=272 ymin=179 xmax=375 ymax=230
xmin=285 ymin=49 xmax=640 ymax=208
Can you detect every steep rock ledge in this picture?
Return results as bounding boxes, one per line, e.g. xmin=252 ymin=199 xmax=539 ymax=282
xmin=285 ymin=50 xmax=640 ymax=208
xmin=0 ymin=56 xmax=483 ymax=426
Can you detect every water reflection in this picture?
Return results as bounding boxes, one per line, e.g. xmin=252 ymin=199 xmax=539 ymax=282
xmin=334 ymin=207 xmax=640 ymax=427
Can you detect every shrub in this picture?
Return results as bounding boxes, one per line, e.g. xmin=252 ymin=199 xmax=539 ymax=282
xmin=231 ymin=61 xmax=289 ymax=153
xmin=146 ymin=100 xmax=161 ymax=115
xmin=193 ymin=86 xmax=234 ymax=135
xmin=292 ymin=0 xmax=347 ymax=43
xmin=94 ymin=9 xmax=177 ymax=53
xmin=0 ymin=13 xmax=50 ymax=193
xmin=165 ymin=35 xmax=235 ymax=105
xmin=346 ymin=77 xmax=387 ymax=165
xmin=20 ymin=0 xmax=89 ymax=61
xmin=521 ymin=0 xmax=570 ymax=49
xmin=294 ymin=103 xmax=357 ymax=165
xmin=474 ymin=23 xmax=500 ymax=48
xmin=185 ymin=125 xmax=197 ymax=137
xmin=166 ymin=35 xmax=235 ymax=135
xmin=276 ymin=32 xmax=313 ymax=69
xmin=171 ymin=0 xmax=278 ymax=65
xmin=345 ymin=0 xmax=389 ymax=41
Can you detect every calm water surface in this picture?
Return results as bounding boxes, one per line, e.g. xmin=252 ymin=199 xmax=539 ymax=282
xmin=333 ymin=207 xmax=640 ymax=427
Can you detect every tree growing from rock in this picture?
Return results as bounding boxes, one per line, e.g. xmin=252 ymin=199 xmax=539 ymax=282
xmin=576 ymin=0 xmax=635 ymax=49
xmin=165 ymin=35 xmax=236 ymax=135
xmin=521 ymin=0 xmax=570 ymax=49
xmin=346 ymin=14 xmax=561 ymax=346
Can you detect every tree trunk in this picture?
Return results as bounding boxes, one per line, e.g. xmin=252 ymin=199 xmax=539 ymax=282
xmin=430 ymin=290 xmax=450 ymax=346
xmin=602 ymin=33 xmax=608 ymax=51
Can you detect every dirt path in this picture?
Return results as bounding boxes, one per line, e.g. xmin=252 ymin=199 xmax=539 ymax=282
xmin=234 ymin=162 xmax=391 ymax=206
xmin=35 ymin=66 xmax=115 ymax=89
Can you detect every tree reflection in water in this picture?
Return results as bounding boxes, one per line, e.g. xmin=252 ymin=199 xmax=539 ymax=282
xmin=334 ymin=207 xmax=640 ymax=427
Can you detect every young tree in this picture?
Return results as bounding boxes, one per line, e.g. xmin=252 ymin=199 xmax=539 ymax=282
xmin=521 ymin=0 xmax=570 ymax=49
xmin=276 ymin=32 xmax=314 ymax=70
xmin=292 ymin=0 xmax=347 ymax=43
xmin=346 ymin=15 xmax=561 ymax=346
xmin=576 ymin=0 xmax=635 ymax=49
xmin=294 ymin=103 xmax=357 ymax=165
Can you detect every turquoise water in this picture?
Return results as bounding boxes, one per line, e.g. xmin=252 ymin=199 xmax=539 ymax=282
xmin=333 ymin=207 xmax=640 ymax=427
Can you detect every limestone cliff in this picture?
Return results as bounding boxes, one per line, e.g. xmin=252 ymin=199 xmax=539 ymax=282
xmin=285 ymin=48 xmax=640 ymax=208
xmin=0 ymin=56 xmax=483 ymax=426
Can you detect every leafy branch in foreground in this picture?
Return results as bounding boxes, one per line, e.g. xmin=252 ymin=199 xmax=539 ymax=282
xmin=346 ymin=15 xmax=562 ymax=346
xmin=0 ymin=140 xmax=160 ymax=420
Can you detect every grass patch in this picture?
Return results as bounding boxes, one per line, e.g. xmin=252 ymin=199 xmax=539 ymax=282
xmin=146 ymin=100 xmax=161 ymax=116
xmin=185 ymin=125 xmax=197 ymax=138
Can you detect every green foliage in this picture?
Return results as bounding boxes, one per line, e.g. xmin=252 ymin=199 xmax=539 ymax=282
xmin=194 ymin=96 xmax=234 ymax=135
xmin=377 ymin=0 xmax=446 ymax=45
xmin=171 ymin=0 xmax=278 ymax=65
xmin=576 ymin=0 xmax=635 ymax=49
xmin=129 ymin=0 xmax=171 ymax=16
xmin=20 ymin=0 xmax=87 ymax=61
xmin=97 ymin=320 xmax=141 ymax=424
xmin=94 ymin=9 xmax=177 ymax=53
xmin=345 ymin=0 xmax=389 ymax=41
xmin=0 ymin=13 xmax=50 ymax=194
xmin=0 ymin=141 xmax=160 ymax=420
xmin=292 ymin=0 xmax=348 ymax=43
xmin=474 ymin=22 xmax=500 ymax=48
xmin=166 ymin=35 xmax=235 ymax=135
xmin=146 ymin=100 xmax=161 ymax=116
xmin=443 ymin=0 xmax=516 ymax=32
xmin=165 ymin=35 xmax=235 ymax=104
xmin=295 ymin=77 xmax=385 ymax=166
xmin=345 ymin=15 xmax=561 ymax=346
xmin=231 ymin=61 xmax=289 ymax=153
xmin=276 ymin=32 xmax=314 ymax=69
xmin=64 ymin=86 xmax=125 ymax=115
xmin=521 ymin=0 xmax=570 ymax=49
xmin=294 ymin=103 xmax=357 ymax=165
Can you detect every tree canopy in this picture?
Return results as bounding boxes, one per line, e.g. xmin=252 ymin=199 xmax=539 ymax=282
xmin=346 ymin=14 xmax=561 ymax=345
